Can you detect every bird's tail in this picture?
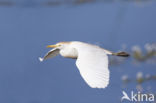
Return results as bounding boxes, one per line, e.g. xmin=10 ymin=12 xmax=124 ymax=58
xmin=112 ymin=51 xmax=130 ymax=57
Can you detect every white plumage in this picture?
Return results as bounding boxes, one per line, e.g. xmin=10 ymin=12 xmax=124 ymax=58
xmin=76 ymin=46 xmax=109 ymax=88
xmin=39 ymin=41 xmax=129 ymax=88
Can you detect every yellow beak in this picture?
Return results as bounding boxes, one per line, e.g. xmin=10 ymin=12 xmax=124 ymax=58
xmin=46 ymin=45 xmax=58 ymax=48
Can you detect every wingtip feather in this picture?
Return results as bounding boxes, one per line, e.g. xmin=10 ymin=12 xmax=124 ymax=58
xmin=39 ymin=57 xmax=43 ymax=62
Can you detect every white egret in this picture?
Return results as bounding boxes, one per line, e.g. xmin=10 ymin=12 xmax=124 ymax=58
xmin=39 ymin=41 xmax=129 ymax=88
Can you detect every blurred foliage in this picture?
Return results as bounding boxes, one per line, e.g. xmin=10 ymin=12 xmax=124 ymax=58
xmin=0 ymin=0 xmax=155 ymax=7
xmin=122 ymin=72 xmax=156 ymax=85
xmin=119 ymin=43 xmax=156 ymax=98
xmin=132 ymin=44 xmax=156 ymax=62
xmin=110 ymin=43 xmax=156 ymax=65
xmin=121 ymin=72 xmax=156 ymax=101
xmin=0 ymin=1 xmax=14 ymax=6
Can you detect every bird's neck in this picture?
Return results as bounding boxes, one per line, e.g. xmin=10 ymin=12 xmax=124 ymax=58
xmin=60 ymin=47 xmax=78 ymax=59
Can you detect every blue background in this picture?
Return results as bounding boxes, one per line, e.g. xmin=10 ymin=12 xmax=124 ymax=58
xmin=0 ymin=0 xmax=156 ymax=103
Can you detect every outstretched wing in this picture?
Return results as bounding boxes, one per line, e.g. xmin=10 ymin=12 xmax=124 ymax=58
xmin=76 ymin=47 xmax=109 ymax=88
xmin=39 ymin=48 xmax=60 ymax=62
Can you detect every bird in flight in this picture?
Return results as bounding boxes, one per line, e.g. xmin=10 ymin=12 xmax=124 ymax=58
xmin=39 ymin=41 xmax=129 ymax=88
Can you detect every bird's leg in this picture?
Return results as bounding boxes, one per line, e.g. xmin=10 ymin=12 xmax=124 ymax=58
xmin=112 ymin=52 xmax=130 ymax=57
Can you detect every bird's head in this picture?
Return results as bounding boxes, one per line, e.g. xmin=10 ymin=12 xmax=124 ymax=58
xmin=46 ymin=42 xmax=71 ymax=49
